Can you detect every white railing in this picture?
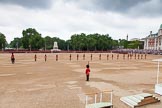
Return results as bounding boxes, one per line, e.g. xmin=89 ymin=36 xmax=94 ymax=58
xmin=85 ymin=90 xmax=113 ymax=107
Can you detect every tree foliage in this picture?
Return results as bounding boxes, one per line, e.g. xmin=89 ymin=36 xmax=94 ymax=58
xmin=4 ymin=28 xmax=144 ymax=51
xmin=70 ymin=33 xmax=115 ymax=51
xmin=22 ymin=28 xmax=44 ymax=50
xmin=10 ymin=37 xmax=23 ymax=49
xmin=0 ymin=32 xmax=6 ymax=50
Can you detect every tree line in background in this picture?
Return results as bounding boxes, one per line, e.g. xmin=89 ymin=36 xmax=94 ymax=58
xmin=0 ymin=28 xmax=143 ymax=51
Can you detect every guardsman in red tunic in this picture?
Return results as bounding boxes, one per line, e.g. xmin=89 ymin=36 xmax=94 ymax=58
xmin=138 ymin=54 xmax=140 ymax=59
xmin=128 ymin=54 xmax=129 ymax=59
xmin=44 ymin=54 xmax=47 ymax=62
xmin=123 ymin=54 xmax=125 ymax=60
xmin=56 ymin=54 xmax=58 ymax=61
xmin=107 ymin=54 xmax=109 ymax=60
xmin=99 ymin=54 xmax=101 ymax=60
xmin=91 ymin=54 xmax=92 ymax=61
xmin=141 ymin=54 xmax=143 ymax=59
xmin=117 ymin=54 xmax=119 ymax=60
xmin=11 ymin=52 xmax=15 ymax=64
xmin=34 ymin=54 xmax=37 ymax=62
xmin=85 ymin=64 xmax=90 ymax=81
xmin=70 ymin=54 xmax=71 ymax=61
xmin=112 ymin=54 xmax=113 ymax=60
xmin=77 ymin=54 xmax=79 ymax=61
xmin=130 ymin=54 xmax=132 ymax=59
xmin=83 ymin=54 xmax=85 ymax=60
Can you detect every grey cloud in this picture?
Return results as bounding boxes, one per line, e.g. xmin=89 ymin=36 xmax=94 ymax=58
xmin=89 ymin=0 xmax=150 ymax=12
xmin=128 ymin=0 xmax=162 ymax=17
xmin=66 ymin=0 xmax=162 ymax=17
xmin=66 ymin=0 xmax=149 ymax=12
xmin=0 ymin=0 xmax=52 ymax=9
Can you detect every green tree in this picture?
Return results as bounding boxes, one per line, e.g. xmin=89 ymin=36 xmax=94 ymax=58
xmin=112 ymin=40 xmax=118 ymax=49
xmin=118 ymin=39 xmax=128 ymax=49
xmin=10 ymin=37 xmax=22 ymax=49
xmin=0 ymin=32 xmax=6 ymax=50
xmin=44 ymin=36 xmax=53 ymax=49
xmin=66 ymin=40 xmax=72 ymax=50
xmin=128 ymin=40 xmax=140 ymax=49
xmin=22 ymin=28 xmax=44 ymax=50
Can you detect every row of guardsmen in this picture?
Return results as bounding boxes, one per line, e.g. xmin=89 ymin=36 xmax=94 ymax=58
xmin=11 ymin=53 xmax=147 ymax=64
xmin=34 ymin=53 xmax=147 ymax=61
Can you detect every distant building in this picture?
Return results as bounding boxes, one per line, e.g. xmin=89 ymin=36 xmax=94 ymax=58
xmin=144 ymin=24 xmax=162 ymax=50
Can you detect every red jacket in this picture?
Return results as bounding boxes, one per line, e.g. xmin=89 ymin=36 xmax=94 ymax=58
xmin=86 ymin=68 xmax=90 ymax=75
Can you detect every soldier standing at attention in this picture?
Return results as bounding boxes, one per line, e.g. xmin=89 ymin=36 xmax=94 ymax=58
xmin=123 ymin=54 xmax=125 ymax=60
xmin=117 ymin=54 xmax=119 ymax=60
xmin=11 ymin=52 xmax=15 ymax=64
xmin=112 ymin=54 xmax=113 ymax=60
xmin=99 ymin=54 xmax=101 ymax=60
xmin=70 ymin=54 xmax=71 ymax=61
xmin=138 ymin=54 xmax=140 ymax=59
xmin=107 ymin=54 xmax=109 ymax=60
xmin=85 ymin=64 xmax=90 ymax=81
xmin=56 ymin=54 xmax=58 ymax=61
xmin=77 ymin=54 xmax=79 ymax=61
xmin=44 ymin=54 xmax=47 ymax=62
xmin=91 ymin=54 xmax=92 ymax=61
xmin=83 ymin=54 xmax=85 ymax=60
xmin=34 ymin=54 xmax=37 ymax=62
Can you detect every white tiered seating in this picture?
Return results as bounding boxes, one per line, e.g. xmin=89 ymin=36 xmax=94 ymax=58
xmin=120 ymin=93 xmax=160 ymax=108
xmin=155 ymin=83 xmax=162 ymax=95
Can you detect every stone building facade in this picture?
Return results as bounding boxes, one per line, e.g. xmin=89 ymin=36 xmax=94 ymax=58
xmin=144 ymin=24 xmax=162 ymax=50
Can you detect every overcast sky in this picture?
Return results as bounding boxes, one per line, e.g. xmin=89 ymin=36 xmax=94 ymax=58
xmin=0 ymin=0 xmax=162 ymax=43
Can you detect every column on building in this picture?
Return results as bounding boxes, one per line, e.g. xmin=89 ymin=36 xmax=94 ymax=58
xmin=146 ymin=38 xmax=149 ymax=49
xmin=157 ymin=37 xmax=159 ymax=50
xmin=154 ymin=38 xmax=156 ymax=50
xmin=144 ymin=39 xmax=147 ymax=49
xmin=161 ymin=38 xmax=162 ymax=50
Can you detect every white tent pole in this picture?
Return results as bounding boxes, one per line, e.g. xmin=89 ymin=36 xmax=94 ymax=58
xmin=94 ymin=93 xmax=97 ymax=104
xmin=85 ymin=96 xmax=88 ymax=106
xmin=157 ymin=61 xmax=160 ymax=84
